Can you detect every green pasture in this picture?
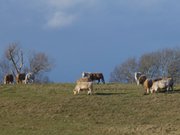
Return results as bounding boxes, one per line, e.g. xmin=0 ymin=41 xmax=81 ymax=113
xmin=0 ymin=83 xmax=180 ymax=135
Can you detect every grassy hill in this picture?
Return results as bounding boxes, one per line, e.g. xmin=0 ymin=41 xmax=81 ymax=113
xmin=0 ymin=83 xmax=180 ymax=135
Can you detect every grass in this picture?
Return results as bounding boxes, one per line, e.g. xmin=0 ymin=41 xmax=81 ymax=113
xmin=0 ymin=83 xmax=180 ymax=135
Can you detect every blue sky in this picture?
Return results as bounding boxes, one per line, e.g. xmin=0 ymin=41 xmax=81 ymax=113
xmin=0 ymin=0 xmax=180 ymax=82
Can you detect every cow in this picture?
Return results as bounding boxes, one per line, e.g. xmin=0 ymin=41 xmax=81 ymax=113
xmin=82 ymin=72 xmax=105 ymax=84
xmin=24 ymin=72 xmax=35 ymax=84
xmin=137 ymin=74 xmax=153 ymax=94
xmin=73 ymin=81 xmax=93 ymax=95
xmin=135 ymin=72 xmax=174 ymax=94
xmin=134 ymin=72 xmax=143 ymax=85
xmin=150 ymin=77 xmax=174 ymax=93
xmin=4 ymin=74 xmax=14 ymax=84
xmin=16 ymin=73 xmax=26 ymax=84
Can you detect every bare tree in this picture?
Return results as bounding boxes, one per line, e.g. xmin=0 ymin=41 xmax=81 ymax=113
xmin=29 ymin=52 xmax=53 ymax=74
xmin=28 ymin=52 xmax=54 ymax=83
xmin=139 ymin=52 xmax=160 ymax=78
xmin=110 ymin=47 xmax=180 ymax=83
xmin=5 ymin=43 xmax=24 ymax=75
xmin=110 ymin=58 xmax=138 ymax=83
xmin=167 ymin=48 xmax=180 ymax=83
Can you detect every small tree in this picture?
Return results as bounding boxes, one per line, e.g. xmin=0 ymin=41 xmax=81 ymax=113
xmin=28 ymin=52 xmax=54 ymax=83
xmin=5 ymin=43 xmax=24 ymax=76
xmin=110 ymin=58 xmax=138 ymax=83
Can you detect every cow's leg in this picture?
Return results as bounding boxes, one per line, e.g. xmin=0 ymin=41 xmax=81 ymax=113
xmin=87 ymin=88 xmax=92 ymax=95
xmin=171 ymin=85 xmax=173 ymax=91
xmin=73 ymin=89 xmax=77 ymax=95
xmin=97 ymin=79 xmax=100 ymax=84
xmin=146 ymin=88 xmax=150 ymax=94
xmin=150 ymin=88 xmax=154 ymax=93
xmin=77 ymin=88 xmax=81 ymax=94
xmin=101 ymin=79 xmax=105 ymax=84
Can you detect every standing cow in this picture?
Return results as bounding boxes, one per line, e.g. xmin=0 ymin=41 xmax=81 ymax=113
xmin=150 ymin=77 xmax=174 ymax=93
xmin=24 ymin=72 xmax=35 ymax=84
xmin=82 ymin=72 xmax=105 ymax=84
xmin=4 ymin=74 xmax=14 ymax=84
xmin=16 ymin=73 xmax=26 ymax=84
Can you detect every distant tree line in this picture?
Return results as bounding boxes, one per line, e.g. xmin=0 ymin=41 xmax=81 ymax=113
xmin=0 ymin=42 xmax=54 ymax=83
xmin=110 ymin=48 xmax=180 ymax=83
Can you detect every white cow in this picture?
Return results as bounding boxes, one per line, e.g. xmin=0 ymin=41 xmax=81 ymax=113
xmin=134 ymin=72 xmax=143 ymax=85
xmin=25 ymin=72 xmax=35 ymax=84
xmin=73 ymin=81 xmax=93 ymax=95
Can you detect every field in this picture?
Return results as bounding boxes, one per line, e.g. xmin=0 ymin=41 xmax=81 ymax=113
xmin=0 ymin=83 xmax=180 ymax=135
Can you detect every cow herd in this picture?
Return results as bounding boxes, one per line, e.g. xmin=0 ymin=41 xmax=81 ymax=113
xmin=74 ymin=71 xmax=175 ymax=95
xmin=2 ymin=71 xmax=175 ymax=95
xmin=3 ymin=72 xmax=35 ymax=85
xmin=134 ymin=72 xmax=173 ymax=94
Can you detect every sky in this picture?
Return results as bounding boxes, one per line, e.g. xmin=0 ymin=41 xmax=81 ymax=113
xmin=0 ymin=0 xmax=180 ymax=82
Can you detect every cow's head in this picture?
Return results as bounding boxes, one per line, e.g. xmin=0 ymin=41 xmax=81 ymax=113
xmin=138 ymin=75 xmax=147 ymax=85
xmin=134 ymin=72 xmax=142 ymax=85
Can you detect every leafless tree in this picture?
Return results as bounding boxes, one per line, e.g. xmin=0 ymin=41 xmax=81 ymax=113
xmin=110 ymin=48 xmax=180 ymax=83
xmin=28 ymin=52 xmax=54 ymax=83
xmin=5 ymin=43 xmax=24 ymax=75
xmin=29 ymin=52 xmax=53 ymax=74
xmin=139 ymin=52 xmax=160 ymax=78
xmin=110 ymin=58 xmax=138 ymax=83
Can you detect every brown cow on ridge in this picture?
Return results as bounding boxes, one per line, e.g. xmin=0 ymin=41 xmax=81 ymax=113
xmin=82 ymin=72 xmax=105 ymax=84
xmin=4 ymin=74 xmax=14 ymax=84
xmin=16 ymin=73 xmax=26 ymax=84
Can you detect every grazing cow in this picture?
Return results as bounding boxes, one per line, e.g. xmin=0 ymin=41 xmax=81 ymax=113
xmin=82 ymin=72 xmax=105 ymax=84
xmin=4 ymin=74 xmax=14 ymax=84
xmin=73 ymin=81 xmax=93 ymax=95
xmin=16 ymin=73 xmax=26 ymax=84
xmin=150 ymin=77 xmax=174 ymax=93
xmin=25 ymin=72 xmax=35 ymax=84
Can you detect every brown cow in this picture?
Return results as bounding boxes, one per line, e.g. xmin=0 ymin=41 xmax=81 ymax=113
xmin=138 ymin=74 xmax=153 ymax=94
xmin=16 ymin=73 xmax=26 ymax=84
xmin=82 ymin=72 xmax=105 ymax=84
xmin=4 ymin=74 xmax=14 ymax=84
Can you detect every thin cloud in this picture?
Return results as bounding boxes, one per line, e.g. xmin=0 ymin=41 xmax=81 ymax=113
xmin=45 ymin=12 xmax=77 ymax=29
xmin=43 ymin=0 xmax=98 ymax=29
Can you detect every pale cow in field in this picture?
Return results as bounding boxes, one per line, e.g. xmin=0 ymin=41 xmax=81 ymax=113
xmin=150 ymin=77 xmax=174 ymax=93
xmin=73 ymin=81 xmax=93 ymax=95
xmin=4 ymin=74 xmax=14 ymax=84
xmin=24 ymin=72 xmax=35 ymax=84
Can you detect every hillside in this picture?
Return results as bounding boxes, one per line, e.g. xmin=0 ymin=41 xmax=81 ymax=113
xmin=0 ymin=83 xmax=180 ymax=135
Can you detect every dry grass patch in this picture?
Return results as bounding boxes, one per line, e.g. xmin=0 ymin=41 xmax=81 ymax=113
xmin=0 ymin=83 xmax=179 ymax=135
